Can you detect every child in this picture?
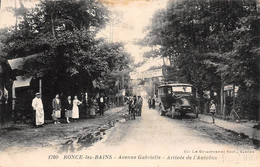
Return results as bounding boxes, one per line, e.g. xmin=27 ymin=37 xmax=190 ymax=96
xmin=209 ymin=100 xmax=216 ymax=123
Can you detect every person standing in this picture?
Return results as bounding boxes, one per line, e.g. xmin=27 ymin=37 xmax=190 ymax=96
xmin=72 ymin=95 xmax=81 ymax=122
xmin=89 ymin=96 xmax=97 ymax=118
xmin=52 ymin=94 xmax=61 ymax=124
xmin=151 ymin=96 xmax=156 ymax=109
xmin=80 ymin=93 xmax=87 ymax=118
xmin=131 ymin=95 xmax=137 ymax=119
xmin=148 ymin=97 xmax=151 ymax=109
xmin=210 ymin=100 xmax=216 ymax=123
xmin=128 ymin=97 xmax=133 ymax=115
xmin=98 ymin=95 xmax=105 ymax=116
xmin=64 ymin=96 xmax=73 ymax=123
xmin=32 ymin=93 xmax=44 ymax=127
xmin=137 ymin=96 xmax=143 ymax=116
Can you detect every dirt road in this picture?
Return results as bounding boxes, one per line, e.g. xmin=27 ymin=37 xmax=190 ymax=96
xmin=0 ymin=103 xmax=259 ymax=167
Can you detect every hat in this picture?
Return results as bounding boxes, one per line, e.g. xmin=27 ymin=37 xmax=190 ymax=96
xmin=35 ymin=92 xmax=41 ymax=95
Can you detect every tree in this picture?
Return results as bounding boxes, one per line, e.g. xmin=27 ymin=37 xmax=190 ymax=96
xmin=144 ymin=0 xmax=259 ymax=119
xmin=2 ymin=0 xmax=132 ymax=119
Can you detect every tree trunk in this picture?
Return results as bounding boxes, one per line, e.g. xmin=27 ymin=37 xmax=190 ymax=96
xmin=14 ymin=0 xmax=17 ymax=32
xmin=257 ymin=47 xmax=260 ymax=121
xmin=18 ymin=0 xmax=29 ymax=28
xmin=51 ymin=14 xmax=55 ymax=38
xmin=198 ymin=86 xmax=204 ymax=114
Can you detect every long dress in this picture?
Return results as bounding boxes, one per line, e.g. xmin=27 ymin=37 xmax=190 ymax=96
xmin=64 ymin=100 xmax=73 ymax=118
xmin=72 ymin=99 xmax=80 ymax=119
xmin=32 ymin=97 xmax=44 ymax=125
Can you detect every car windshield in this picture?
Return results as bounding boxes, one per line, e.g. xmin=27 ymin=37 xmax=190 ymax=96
xmin=172 ymin=86 xmax=192 ymax=93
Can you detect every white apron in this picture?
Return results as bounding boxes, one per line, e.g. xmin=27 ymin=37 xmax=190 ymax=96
xmin=32 ymin=97 xmax=44 ymax=125
xmin=36 ymin=108 xmax=44 ymax=125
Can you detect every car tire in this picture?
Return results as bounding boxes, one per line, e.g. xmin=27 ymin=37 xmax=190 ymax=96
xmin=159 ymin=105 xmax=164 ymax=116
xmin=171 ymin=106 xmax=175 ymax=119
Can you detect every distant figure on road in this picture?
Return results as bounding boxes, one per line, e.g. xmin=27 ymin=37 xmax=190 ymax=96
xmin=128 ymin=97 xmax=133 ymax=114
xmin=64 ymin=96 xmax=73 ymax=123
xmin=151 ymin=96 xmax=156 ymax=109
xmin=52 ymin=94 xmax=62 ymax=124
xmin=148 ymin=97 xmax=151 ymax=109
xmin=32 ymin=93 xmax=44 ymax=127
xmin=210 ymin=100 xmax=216 ymax=124
xmin=137 ymin=96 xmax=143 ymax=116
xmin=72 ymin=96 xmax=82 ymax=122
xmin=131 ymin=95 xmax=137 ymax=119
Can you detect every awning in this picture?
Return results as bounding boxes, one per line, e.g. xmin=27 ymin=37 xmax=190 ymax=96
xmin=8 ymin=54 xmax=39 ymax=71
xmin=13 ymin=76 xmax=33 ymax=88
xmin=7 ymin=54 xmax=39 ymax=88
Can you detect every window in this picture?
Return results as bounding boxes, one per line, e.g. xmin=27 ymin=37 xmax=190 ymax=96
xmin=172 ymin=86 xmax=192 ymax=93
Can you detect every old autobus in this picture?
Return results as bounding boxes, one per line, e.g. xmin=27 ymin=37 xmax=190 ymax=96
xmin=158 ymin=83 xmax=195 ymax=118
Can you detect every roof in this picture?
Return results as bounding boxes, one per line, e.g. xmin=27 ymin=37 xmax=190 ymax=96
xmin=7 ymin=54 xmax=38 ymax=71
xmin=7 ymin=54 xmax=39 ymax=88
xmin=13 ymin=76 xmax=33 ymax=88
xmin=158 ymin=83 xmax=193 ymax=88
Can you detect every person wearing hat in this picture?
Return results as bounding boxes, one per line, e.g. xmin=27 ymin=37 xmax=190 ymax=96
xmin=32 ymin=93 xmax=44 ymax=127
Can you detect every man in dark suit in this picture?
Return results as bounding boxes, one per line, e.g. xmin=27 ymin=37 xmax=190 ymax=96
xmin=98 ymin=95 xmax=105 ymax=116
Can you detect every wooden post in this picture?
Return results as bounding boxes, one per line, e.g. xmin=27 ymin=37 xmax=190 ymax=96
xmin=195 ymin=89 xmax=199 ymax=118
xmin=223 ymin=90 xmax=226 ymax=119
xmin=39 ymin=79 xmax=42 ymax=98
xmin=232 ymin=84 xmax=236 ymax=111
xmin=220 ymin=82 xmax=224 ymax=116
xmin=12 ymin=83 xmax=15 ymax=111
xmin=117 ymin=77 xmax=119 ymax=106
xmin=122 ymin=74 xmax=124 ymax=105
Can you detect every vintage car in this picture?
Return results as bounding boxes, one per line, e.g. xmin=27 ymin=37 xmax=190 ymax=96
xmin=158 ymin=83 xmax=195 ymax=118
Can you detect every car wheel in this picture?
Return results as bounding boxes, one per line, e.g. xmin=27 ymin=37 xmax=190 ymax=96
xmin=171 ymin=106 xmax=175 ymax=119
xmin=159 ymin=105 xmax=164 ymax=116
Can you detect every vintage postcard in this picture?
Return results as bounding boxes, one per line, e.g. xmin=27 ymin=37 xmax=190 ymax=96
xmin=0 ymin=0 xmax=259 ymax=167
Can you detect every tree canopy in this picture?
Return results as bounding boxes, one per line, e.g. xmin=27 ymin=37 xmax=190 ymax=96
xmin=2 ymin=0 xmax=132 ymax=97
xmin=144 ymin=0 xmax=259 ymax=119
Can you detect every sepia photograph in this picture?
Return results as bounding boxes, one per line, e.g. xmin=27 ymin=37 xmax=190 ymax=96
xmin=0 ymin=0 xmax=259 ymax=166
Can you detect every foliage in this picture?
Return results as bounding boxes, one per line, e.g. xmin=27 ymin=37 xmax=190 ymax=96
xmin=144 ymin=0 xmax=259 ymax=119
xmin=2 ymin=0 xmax=131 ymax=101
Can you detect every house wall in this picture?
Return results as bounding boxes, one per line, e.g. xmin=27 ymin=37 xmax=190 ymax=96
xmin=0 ymin=64 xmax=13 ymax=128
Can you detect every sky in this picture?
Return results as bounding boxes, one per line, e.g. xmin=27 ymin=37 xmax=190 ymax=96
xmin=0 ymin=0 xmax=168 ymax=64
xmin=0 ymin=0 xmax=38 ymax=28
xmin=97 ymin=0 xmax=168 ymax=63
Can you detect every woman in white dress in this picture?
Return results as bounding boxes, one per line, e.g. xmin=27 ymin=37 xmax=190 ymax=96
xmin=72 ymin=96 xmax=81 ymax=122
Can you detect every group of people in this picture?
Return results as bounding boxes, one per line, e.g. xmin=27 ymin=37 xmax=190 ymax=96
xmin=148 ymin=96 xmax=156 ymax=109
xmin=51 ymin=94 xmax=82 ymax=124
xmin=128 ymin=95 xmax=143 ymax=119
xmin=31 ymin=92 xmax=106 ymax=127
